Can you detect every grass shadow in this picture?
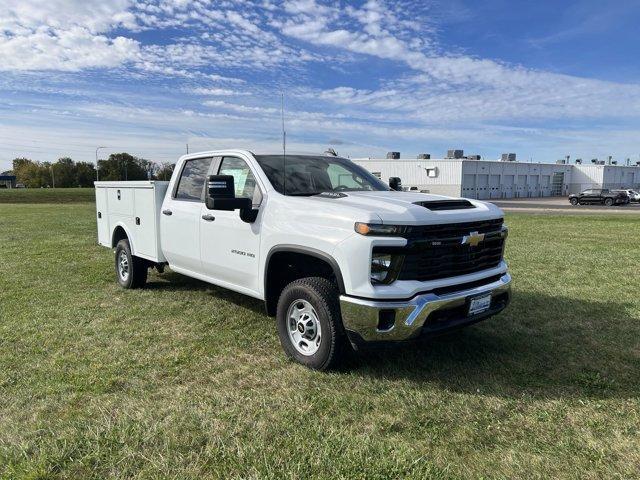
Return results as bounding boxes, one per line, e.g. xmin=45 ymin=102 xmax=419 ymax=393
xmin=145 ymin=270 xmax=265 ymax=315
xmin=143 ymin=270 xmax=638 ymax=400
xmin=346 ymin=290 xmax=639 ymax=400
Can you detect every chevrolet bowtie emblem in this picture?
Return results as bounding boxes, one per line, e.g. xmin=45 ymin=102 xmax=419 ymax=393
xmin=461 ymin=231 xmax=485 ymax=247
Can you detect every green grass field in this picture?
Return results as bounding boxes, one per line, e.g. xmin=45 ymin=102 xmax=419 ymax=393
xmin=1 ymin=197 xmax=638 ymax=479
xmin=0 ymin=188 xmax=95 ymax=204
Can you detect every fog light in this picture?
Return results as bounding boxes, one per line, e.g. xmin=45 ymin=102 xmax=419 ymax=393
xmin=370 ymin=253 xmax=403 ymax=284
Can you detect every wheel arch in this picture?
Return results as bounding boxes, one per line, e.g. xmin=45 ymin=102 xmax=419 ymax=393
xmin=111 ymin=222 xmax=135 ymax=254
xmin=264 ymin=245 xmax=345 ymax=317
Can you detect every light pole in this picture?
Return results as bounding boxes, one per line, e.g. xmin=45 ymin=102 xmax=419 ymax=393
xmin=95 ymin=146 xmax=107 ymax=181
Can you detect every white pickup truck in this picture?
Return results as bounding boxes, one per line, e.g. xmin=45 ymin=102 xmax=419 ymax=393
xmin=95 ymin=150 xmax=511 ymax=369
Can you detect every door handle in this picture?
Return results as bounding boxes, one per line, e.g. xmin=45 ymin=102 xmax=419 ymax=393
xmin=202 ymin=214 xmax=216 ymax=222
xmin=162 ymin=209 xmax=173 ymax=216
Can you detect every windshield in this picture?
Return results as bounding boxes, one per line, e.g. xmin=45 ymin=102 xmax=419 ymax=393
xmin=254 ymin=155 xmax=390 ymax=196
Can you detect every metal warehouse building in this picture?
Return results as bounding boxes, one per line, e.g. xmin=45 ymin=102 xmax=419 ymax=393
xmin=568 ymin=164 xmax=640 ymax=193
xmin=352 ymin=155 xmax=640 ymax=200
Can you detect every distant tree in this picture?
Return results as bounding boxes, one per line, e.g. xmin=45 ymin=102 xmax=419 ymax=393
xmin=155 ymin=162 xmax=175 ymax=181
xmin=1 ymin=170 xmax=13 ymax=176
xmin=52 ymin=157 xmax=77 ymax=188
xmin=13 ymin=158 xmax=49 ymax=188
xmin=38 ymin=162 xmax=54 ymax=187
xmin=98 ymin=153 xmax=153 ymax=181
xmin=76 ymin=162 xmax=97 ymax=187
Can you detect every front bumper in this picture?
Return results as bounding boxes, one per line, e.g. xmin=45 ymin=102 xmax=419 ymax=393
xmin=340 ymin=273 xmax=511 ymax=344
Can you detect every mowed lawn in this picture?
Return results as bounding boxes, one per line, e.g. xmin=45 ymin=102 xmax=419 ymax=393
xmin=0 ymin=196 xmax=638 ymax=479
xmin=0 ymin=188 xmax=95 ymax=204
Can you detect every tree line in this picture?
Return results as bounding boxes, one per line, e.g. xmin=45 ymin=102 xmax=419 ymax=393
xmin=9 ymin=154 xmax=175 ymax=188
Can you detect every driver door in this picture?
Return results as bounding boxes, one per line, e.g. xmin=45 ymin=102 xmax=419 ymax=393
xmin=199 ymin=156 xmax=264 ymax=294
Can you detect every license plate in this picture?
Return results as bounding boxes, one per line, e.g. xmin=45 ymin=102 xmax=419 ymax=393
xmin=468 ymin=294 xmax=492 ymax=315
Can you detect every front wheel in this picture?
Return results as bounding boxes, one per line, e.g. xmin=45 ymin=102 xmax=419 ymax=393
xmin=276 ymin=277 xmax=348 ymax=370
xmin=604 ymin=198 xmax=614 ymax=207
xmin=569 ymin=197 xmax=578 ymax=205
xmin=115 ymin=239 xmax=148 ymax=289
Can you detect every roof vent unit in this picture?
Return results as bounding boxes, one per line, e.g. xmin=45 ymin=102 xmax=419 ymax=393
xmin=466 ymin=155 xmax=481 ymax=160
xmin=556 ymin=159 xmax=566 ymax=165
xmin=386 ymin=151 xmax=400 ymax=160
xmin=447 ymin=149 xmax=464 ymax=159
xmin=501 ymin=153 xmax=516 ymax=162
xmin=611 ymin=160 xmax=618 ymax=165
xmin=591 ymin=159 xmax=598 ymax=164
xmin=575 ymin=159 xmax=582 ymax=164
xmin=417 ymin=153 xmax=431 ymax=159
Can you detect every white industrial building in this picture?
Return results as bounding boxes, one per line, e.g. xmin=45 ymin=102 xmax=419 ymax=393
xmin=352 ymin=155 xmax=640 ymax=200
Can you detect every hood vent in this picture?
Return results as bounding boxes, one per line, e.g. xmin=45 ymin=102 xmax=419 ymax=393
xmin=414 ymin=200 xmax=475 ymax=211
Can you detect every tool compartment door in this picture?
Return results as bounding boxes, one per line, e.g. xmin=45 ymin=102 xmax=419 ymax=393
xmin=95 ymin=187 xmax=110 ymax=246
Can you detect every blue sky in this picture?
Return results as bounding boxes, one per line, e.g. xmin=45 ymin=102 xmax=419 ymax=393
xmin=1 ymin=0 xmax=639 ymax=172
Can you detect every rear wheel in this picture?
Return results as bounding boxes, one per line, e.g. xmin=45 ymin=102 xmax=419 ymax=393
xmin=569 ymin=197 xmax=578 ymax=205
xmin=604 ymin=197 xmax=614 ymax=207
xmin=115 ymin=239 xmax=148 ymax=289
xmin=276 ymin=277 xmax=348 ymax=370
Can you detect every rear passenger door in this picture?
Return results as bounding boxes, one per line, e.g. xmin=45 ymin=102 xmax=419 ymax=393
xmin=160 ymin=156 xmax=215 ymax=273
xmin=591 ymin=189 xmax=604 ymax=204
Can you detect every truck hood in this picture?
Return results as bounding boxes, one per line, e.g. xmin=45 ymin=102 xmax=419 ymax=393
xmin=307 ymin=191 xmax=504 ymax=224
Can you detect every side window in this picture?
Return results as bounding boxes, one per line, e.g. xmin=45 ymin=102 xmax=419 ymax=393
xmin=218 ymin=157 xmax=263 ymax=206
xmin=326 ymin=163 xmax=366 ymax=190
xmin=175 ymin=157 xmax=213 ymax=201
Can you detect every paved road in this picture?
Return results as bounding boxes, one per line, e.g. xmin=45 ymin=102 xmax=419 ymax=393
xmin=491 ymin=197 xmax=640 ymax=214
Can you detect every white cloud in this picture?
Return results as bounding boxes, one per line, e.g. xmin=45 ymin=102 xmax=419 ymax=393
xmin=203 ymin=100 xmax=278 ymax=114
xmin=276 ymin=1 xmax=640 ymax=123
xmin=0 ymin=0 xmax=141 ymax=71
xmin=192 ymin=87 xmax=249 ymax=96
xmin=0 ymin=29 xmax=140 ymax=71
xmin=0 ymin=0 xmax=136 ymax=34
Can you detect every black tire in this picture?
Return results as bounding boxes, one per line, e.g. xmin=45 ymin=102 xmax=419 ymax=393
xmin=569 ymin=197 xmax=578 ymax=205
xmin=604 ymin=197 xmax=614 ymax=207
xmin=276 ymin=277 xmax=348 ymax=370
xmin=115 ymin=239 xmax=148 ymax=289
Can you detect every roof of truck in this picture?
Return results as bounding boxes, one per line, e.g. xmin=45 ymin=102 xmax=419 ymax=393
xmin=180 ymin=150 xmax=339 ymax=160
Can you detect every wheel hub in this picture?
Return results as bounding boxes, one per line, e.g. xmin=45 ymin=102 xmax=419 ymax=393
xmin=118 ymin=251 xmax=129 ymax=281
xmin=287 ymin=300 xmax=322 ymax=356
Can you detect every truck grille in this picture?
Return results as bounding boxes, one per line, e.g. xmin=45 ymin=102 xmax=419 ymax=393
xmin=376 ymin=218 xmax=506 ymax=282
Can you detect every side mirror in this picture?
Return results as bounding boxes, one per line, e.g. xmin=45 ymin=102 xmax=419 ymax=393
xmin=389 ymin=177 xmax=402 ymax=191
xmin=205 ymin=175 xmax=257 ymax=223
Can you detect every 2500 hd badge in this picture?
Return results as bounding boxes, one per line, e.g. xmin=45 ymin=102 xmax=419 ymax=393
xmin=231 ymin=249 xmax=255 ymax=258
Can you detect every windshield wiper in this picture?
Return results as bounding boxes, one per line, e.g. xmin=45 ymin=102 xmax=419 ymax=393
xmin=285 ymin=192 xmax=323 ymax=196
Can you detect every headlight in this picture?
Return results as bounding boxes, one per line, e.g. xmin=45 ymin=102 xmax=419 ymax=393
xmin=371 ymin=253 xmax=404 ymax=284
xmin=355 ymin=222 xmax=407 ymax=236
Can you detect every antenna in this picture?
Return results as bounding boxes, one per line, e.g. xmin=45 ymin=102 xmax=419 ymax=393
xmin=281 ymin=92 xmax=287 ymax=195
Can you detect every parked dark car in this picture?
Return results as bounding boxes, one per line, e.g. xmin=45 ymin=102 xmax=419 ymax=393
xmin=569 ymin=188 xmax=629 ymax=206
